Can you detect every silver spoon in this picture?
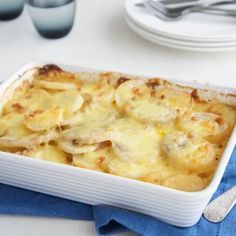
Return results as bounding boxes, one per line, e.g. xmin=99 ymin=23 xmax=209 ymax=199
xmin=204 ymin=185 xmax=236 ymax=223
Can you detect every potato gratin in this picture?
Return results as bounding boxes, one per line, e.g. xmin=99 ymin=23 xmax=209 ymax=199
xmin=0 ymin=65 xmax=235 ymax=192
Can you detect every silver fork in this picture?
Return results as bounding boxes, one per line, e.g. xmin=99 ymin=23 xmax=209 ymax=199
xmin=151 ymin=0 xmax=236 ymax=10
xmin=137 ymin=0 xmax=236 ymax=21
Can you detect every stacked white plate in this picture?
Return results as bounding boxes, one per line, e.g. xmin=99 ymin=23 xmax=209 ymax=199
xmin=125 ymin=0 xmax=236 ymax=51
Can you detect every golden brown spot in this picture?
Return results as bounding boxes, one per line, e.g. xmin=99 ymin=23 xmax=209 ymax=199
xmin=215 ymin=117 xmax=224 ymax=126
xmin=66 ymin=154 xmax=73 ymax=163
xmin=176 ymin=108 xmax=181 ymax=114
xmin=187 ymin=133 xmax=194 ymax=139
xmin=95 ymin=140 xmax=112 ymax=151
xmin=96 ymin=156 xmax=106 ymax=167
xmin=146 ymin=79 xmax=160 ymax=89
xmin=11 ymin=103 xmax=25 ymax=113
xmin=116 ymin=77 xmax=130 ymax=87
xmin=96 ymin=83 xmax=103 ymax=90
xmin=102 ymin=72 xmax=113 ymax=78
xmin=198 ymin=172 xmax=213 ymax=178
xmin=38 ymin=64 xmax=63 ymax=76
xmin=25 ymin=94 xmax=32 ymax=99
xmin=151 ymin=90 xmax=156 ymax=97
xmin=72 ymin=139 xmax=80 ymax=145
xmin=191 ymin=116 xmax=198 ymax=121
xmin=191 ymin=89 xmax=206 ymax=103
xmin=82 ymin=93 xmax=93 ymax=103
xmin=191 ymin=89 xmax=199 ymax=100
xmin=26 ymin=110 xmax=43 ymax=118
xmin=133 ymin=88 xmax=144 ymax=97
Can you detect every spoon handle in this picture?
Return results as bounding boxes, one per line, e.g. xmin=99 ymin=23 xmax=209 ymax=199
xmin=204 ymin=185 xmax=236 ymax=223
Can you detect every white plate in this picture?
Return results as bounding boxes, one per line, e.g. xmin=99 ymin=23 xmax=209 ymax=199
xmin=125 ymin=12 xmax=236 ymax=47
xmin=125 ymin=0 xmax=236 ymax=42
xmin=125 ymin=15 xmax=236 ymax=51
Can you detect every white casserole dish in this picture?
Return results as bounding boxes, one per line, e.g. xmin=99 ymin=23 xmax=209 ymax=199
xmin=0 ymin=62 xmax=235 ymax=227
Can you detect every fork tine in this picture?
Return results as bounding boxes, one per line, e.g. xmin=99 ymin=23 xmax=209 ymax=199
xmin=143 ymin=1 xmax=184 ymax=21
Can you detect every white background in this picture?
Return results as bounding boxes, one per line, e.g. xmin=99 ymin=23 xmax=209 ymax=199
xmin=0 ymin=0 xmax=236 ymax=235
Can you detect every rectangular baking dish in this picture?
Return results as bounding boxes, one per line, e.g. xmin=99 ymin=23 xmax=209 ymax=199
xmin=0 ymin=62 xmax=235 ymax=227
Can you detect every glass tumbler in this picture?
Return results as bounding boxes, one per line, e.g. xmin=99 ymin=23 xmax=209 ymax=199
xmin=0 ymin=0 xmax=24 ymax=20
xmin=26 ymin=0 xmax=76 ymax=39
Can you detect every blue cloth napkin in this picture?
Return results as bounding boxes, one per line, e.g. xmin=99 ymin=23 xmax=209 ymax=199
xmin=0 ymin=146 xmax=235 ymax=236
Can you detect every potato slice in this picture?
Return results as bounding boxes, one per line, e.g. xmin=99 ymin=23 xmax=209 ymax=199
xmin=8 ymin=89 xmax=84 ymax=118
xmin=209 ymin=103 xmax=236 ymax=129
xmin=161 ymin=131 xmax=216 ymax=174
xmin=107 ymin=119 xmax=160 ymax=163
xmin=0 ymin=129 xmax=58 ymax=149
xmin=0 ymin=113 xmax=32 ymax=138
xmin=73 ymin=147 xmax=112 ymax=171
xmin=24 ymin=108 xmax=63 ymax=132
xmin=114 ymin=80 xmax=177 ymax=124
xmin=60 ymin=106 xmax=117 ymax=144
xmin=61 ymin=111 xmax=83 ymax=126
xmin=58 ymin=139 xmax=99 ymax=154
xmin=126 ymin=99 xmax=177 ymax=124
xmin=114 ymin=80 xmax=150 ymax=107
xmin=34 ymin=80 xmax=77 ymax=90
xmin=0 ymin=137 xmax=36 ymax=149
xmin=26 ymin=144 xmax=69 ymax=164
xmin=77 ymin=106 xmax=119 ymax=128
xmin=162 ymin=174 xmax=206 ymax=192
xmin=95 ymin=86 xmax=115 ymax=106
xmin=5 ymin=88 xmax=51 ymax=114
xmin=108 ymin=159 xmax=150 ymax=179
xmin=140 ymin=160 xmax=178 ymax=185
xmin=0 ymin=113 xmax=39 ymax=149
xmin=24 ymin=90 xmax=84 ymax=131
xmin=178 ymin=112 xmax=229 ymax=143
xmin=51 ymin=90 xmax=84 ymax=113
xmin=155 ymin=88 xmax=192 ymax=116
xmin=60 ymin=126 xmax=109 ymax=145
xmin=36 ymin=129 xmax=59 ymax=144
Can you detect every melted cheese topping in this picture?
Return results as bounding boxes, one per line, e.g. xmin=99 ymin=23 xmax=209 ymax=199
xmin=25 ymin=144 xmax=69 ymax=164
xmin=0 ymin=65 xmax=235 ymax=192
xmin=107 ymin=118 xmax=160 ymax=163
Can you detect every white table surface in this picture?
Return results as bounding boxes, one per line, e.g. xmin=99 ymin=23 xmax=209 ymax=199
xmin=0 ymin=0 xmax=236 ymax=235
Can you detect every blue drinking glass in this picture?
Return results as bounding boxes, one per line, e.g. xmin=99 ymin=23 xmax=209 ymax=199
xmin=26 ymin=0 xmax=76 ymax=39
xmin=0 ymin=0 xmax=24 ymax=20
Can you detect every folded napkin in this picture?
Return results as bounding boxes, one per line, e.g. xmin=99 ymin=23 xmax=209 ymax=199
xmin=0 ymin=146 xmax=235 ymax=236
